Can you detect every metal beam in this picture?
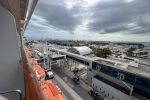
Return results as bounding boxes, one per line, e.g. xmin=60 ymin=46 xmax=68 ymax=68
xmin=0 ymin=0 xmax=7 ymax=10
xmin=24 ymin=0 xmax=29 ymax=20
xmin=8 ymin=0 xmax=20 ymax=32
xmin=24 ymin=0 xmax=38 ymax=33
xmin=0 ymin=0 xmax=12 ymax=14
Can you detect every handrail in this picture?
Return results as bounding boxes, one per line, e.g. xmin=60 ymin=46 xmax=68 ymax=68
xmin=0 ymin=89 xmax=22 ymax=100
xmin=22 ymin=48 xmax=44 ymax=100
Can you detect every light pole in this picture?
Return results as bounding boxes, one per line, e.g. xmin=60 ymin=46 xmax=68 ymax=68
xmin=48 ymin=48 xmax=52 ymax=71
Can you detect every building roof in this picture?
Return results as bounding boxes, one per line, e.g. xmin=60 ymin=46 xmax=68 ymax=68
xmin=68 ymin=46 xmax=92 ymax=55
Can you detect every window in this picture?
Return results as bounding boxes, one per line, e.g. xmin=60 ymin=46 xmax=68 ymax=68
xmin=96 ymin=65 xmax=101 ymax=71
xmin=100 ymin=65 xmax=112 ymax=74
xmin=108 ymin=93 xmax=109 ymax=95
xmin=112 ymin=69 xmax=118 ymax=77
xmin=117 ymin=73 xmax=125 ymax=80
xmin=120 ymin=74 xmax=124 ymax=80
xmin=136 ymin=76 xmax=150 ymax=88
xmin=117 ymin=73 xmax=121 ymax=78
xmin=124 ymin=72 xmax=136 ymax=83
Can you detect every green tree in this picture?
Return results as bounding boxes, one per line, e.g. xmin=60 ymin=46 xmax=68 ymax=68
xmin=127 ymin=47 xmax=136 ymax=57
xmin=103 ymin=49 xmax=112 ymax=55
xmin=89 ymin=46 xmax=112 ymax=58
xmin=63 ymin=44 xmax=67 ymax=46
xmin=144 ymin=52 xmax=148 ymax=55
xmin=85 ymin=44 xmax=88 ymax=46
xmin=70 ymin=44 xmax=73 ymax=47
xmin=75 ymin=44 xmax=79 ymax=46
xmin=139 ymin=52 xmax=143 ymax=55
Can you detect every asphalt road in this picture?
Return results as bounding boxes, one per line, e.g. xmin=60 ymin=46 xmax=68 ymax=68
xmin=46 ymin=76 xmax=74 ymax=100
xmin=51 ymin=65 xmax=94 ymax=100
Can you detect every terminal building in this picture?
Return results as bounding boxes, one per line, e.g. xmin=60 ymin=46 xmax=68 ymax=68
xmin=68 ymin=46 xmax=92 ymax=56
xmin=60 ymin=46 xmax=150 ymax=100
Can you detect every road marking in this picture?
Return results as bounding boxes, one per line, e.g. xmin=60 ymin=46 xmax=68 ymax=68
xmin=54 ymin=74 xmax=83 ymax=100
xmin=63 ymin=77 xmax=68 ymax=82
xmin=67 ymin=82 xmax=74 ymax=88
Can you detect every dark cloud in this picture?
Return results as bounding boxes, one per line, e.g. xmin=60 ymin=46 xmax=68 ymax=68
xmin=88 ymin=0 xmax=150 ymax=35
xmin=130 ymin=26 xmax=150 ymax=34
xmin=33 ymin=1 xmax=82 ymax=31
xmin=104 ymin=26 xmax=130 ymax=33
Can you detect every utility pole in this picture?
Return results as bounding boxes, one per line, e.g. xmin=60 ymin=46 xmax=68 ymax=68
xmin=48 ymin=44 xmax=52 ymax=71
xmin=42 ymin=38 xmax=46 ymax=70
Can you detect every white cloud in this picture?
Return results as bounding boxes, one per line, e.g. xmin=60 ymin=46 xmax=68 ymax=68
xmin=25 ymin=0 xmax=150 ymax=42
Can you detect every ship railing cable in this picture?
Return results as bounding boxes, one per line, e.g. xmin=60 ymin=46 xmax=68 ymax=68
xmin=0 ymin=89 xmax=22 ymax=100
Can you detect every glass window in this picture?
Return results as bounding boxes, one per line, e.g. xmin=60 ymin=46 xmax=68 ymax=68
xmin=101 ymin=65 xmax=112 ymax=74
xmin=124 ymin=72 xmax=136 ymax=83
xmin=136 ymin=76 xmax=150 ymax=88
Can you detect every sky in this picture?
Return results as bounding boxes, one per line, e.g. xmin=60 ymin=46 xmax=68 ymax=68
xmin=25 ymin=0 xmax=150 ymax=42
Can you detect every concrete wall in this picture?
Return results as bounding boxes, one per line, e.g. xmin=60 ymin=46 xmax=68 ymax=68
xmin=0 ymin=6 xmax=25 ymax=99
xmin=92 ymin=77 xmax=132 ymax=100
xmin=87 ymin=70 xmax=95 ymax=80
xmin=91 ymin=70 xmax=132 ymax=90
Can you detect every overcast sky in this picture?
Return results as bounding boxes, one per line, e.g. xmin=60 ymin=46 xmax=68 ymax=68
xmin=25 ymin=0 xmax=150 ymax=42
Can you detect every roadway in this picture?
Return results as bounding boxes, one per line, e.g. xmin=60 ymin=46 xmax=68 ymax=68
xmin=48 ymin=65 xmax=94 ymax=100
xmin=32 ymin=45 xmax=95 ymax=100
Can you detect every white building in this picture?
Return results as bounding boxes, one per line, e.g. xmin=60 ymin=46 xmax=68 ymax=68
xmin=68 ymin=46 xmax=92 ymax=56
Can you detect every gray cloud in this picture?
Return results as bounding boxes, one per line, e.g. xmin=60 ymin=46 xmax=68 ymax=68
xmin=104 ymin=26 xmax=130 ymax=33
xmin=88 ymin=0 xmax=150 ymax=34
xmin=34 ymin=1 xmax=83 ymax=31
xmin=28 ymin=0 xmax=150 ymax=36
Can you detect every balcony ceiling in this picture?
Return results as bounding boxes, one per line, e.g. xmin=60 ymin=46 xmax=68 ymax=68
xmin=0 ymin=0 xmax=38 ymax=34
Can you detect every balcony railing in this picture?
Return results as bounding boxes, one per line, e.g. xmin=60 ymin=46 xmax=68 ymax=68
xmin=22 ymin=48 xmax=44 ymax=100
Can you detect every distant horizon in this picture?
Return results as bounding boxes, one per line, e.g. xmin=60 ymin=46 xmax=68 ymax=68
xmin=25 ymin=0 xmax=150 ymax=42
xmin=27 ymin=37 xmax=150 ymax=43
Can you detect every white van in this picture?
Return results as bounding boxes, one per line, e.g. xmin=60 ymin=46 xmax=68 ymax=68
xmin=46 ymin=71 xmax=54 ymax=79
